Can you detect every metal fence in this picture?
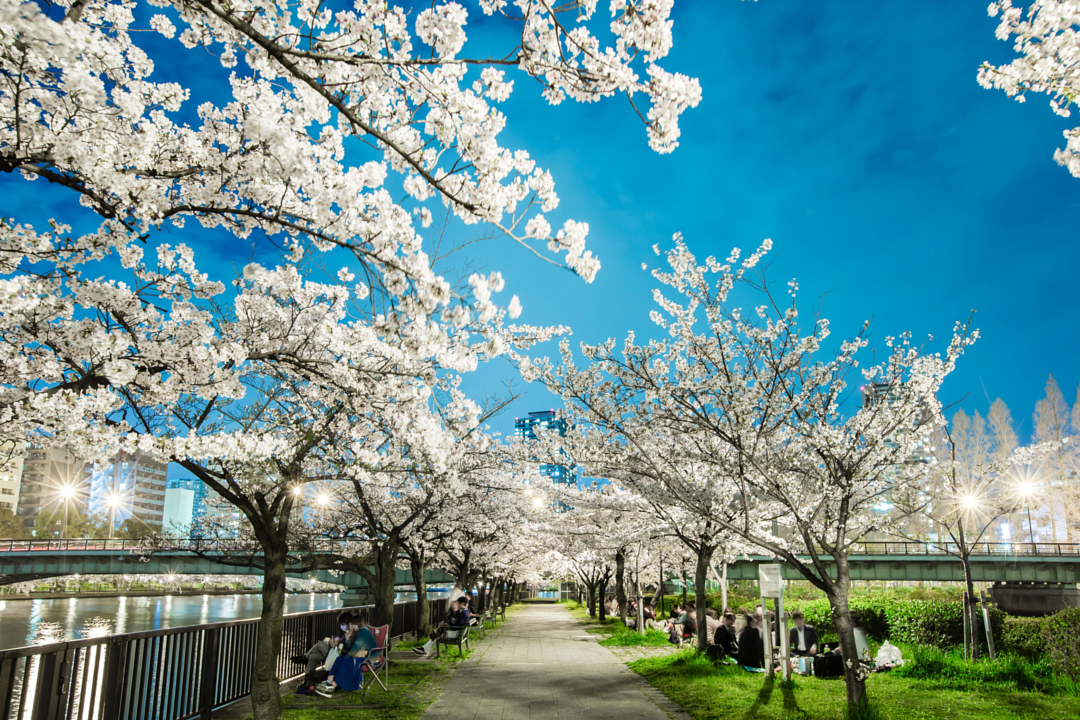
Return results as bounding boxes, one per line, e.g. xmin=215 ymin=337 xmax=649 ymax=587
xmin=846 ymin=541 xmax=1080 ymax=557
xmin=0 ymin=597 xmax=448 ymax=720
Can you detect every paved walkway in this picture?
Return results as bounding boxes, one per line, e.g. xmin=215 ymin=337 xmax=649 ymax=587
xmin=423 ymin=604 xmax=692 ymax=720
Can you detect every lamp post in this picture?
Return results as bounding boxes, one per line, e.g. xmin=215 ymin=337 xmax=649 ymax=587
xmin=1017 ymin=481 xmax=1036 ymax=545
xmin=57 ymin=485 xmax=76 ymax=539
xmin=105 ymin=492 xmax=124 ymax=540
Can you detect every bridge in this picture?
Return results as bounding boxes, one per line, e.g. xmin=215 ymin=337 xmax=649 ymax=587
xmin=722 ymin=541 xmax=1080 ymax=584
xmin=0 ymin=538 xmax=457 ymax=598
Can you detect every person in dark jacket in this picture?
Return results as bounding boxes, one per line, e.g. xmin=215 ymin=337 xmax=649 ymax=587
xmin=736 ymin=614 xmax=765 ymax=668
xmin=713 ymin=612 xmax=739 ymax=658
xmin=789 ymin=612 xmax=819 ymax=656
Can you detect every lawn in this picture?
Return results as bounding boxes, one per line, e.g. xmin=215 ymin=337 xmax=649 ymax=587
xmin=269 ymin=603 xmax=527 ymax=720
xmin=629 ymin=650 xmax=1080 ymax=720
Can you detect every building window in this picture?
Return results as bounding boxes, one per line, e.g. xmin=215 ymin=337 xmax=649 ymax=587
xmin=0 ymin=502 xmax=11 ymax=509
xmin=0 ymin=489 xmax=11 ymax=495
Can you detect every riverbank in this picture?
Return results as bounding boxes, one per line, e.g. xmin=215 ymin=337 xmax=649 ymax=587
xmin=0 ymin=588 xmax=337 ymax=601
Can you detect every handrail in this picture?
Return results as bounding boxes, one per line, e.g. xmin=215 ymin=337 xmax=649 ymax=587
xmin=4 ymin=537 xmax=1080 ymax=557
xmin=0 ymin=597 xmax=451 ymax=720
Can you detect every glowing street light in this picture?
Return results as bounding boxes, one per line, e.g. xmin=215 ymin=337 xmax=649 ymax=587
xmin=960 ymin=495 xmax=980 ymax=511
xmin=315 ymin=493 xmax=331 ymax=508
xmin=292 ymin=486 xmax=303 ymax=497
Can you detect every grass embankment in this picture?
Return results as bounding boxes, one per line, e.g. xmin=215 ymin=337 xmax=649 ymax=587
xmin=564 ymin=600 xmax=670 ymax=647
xmin=273 ymin=603 xmax=525 ymax=720
xmin=629 ymin=650 xmax=1080 ymax=720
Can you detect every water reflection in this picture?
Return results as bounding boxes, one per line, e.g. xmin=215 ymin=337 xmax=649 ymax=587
xmin=2 ymin=592 xmax=343 ymax=651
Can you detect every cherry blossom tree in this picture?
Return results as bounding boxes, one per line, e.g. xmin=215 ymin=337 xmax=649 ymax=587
xmin=979 ymin=1 xmax=1080 ymax=177
xmin=529 ymin=235 xmax=978 ymax=708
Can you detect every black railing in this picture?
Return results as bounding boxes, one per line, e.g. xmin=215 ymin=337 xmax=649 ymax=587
xmin=842 ymin=541 xmax=1080 ymax=557
xmin=0 ymin=597 xmax=448 ymax=720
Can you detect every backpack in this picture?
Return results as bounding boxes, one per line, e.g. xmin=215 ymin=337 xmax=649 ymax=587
xmin=813 ymin=653 xmax=845 ymax=678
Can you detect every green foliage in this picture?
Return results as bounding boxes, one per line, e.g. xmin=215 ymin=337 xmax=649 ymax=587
xmin=630 ymin=648 xmax=1080 ymax=720
xmin=842 ymin=698 xmax=884 ymax=720
xmin=894 ymin=645 xmax=1074 ymax=695
xmin=598 ymin=625 xmax=671 ymax=647
xmin=33 ymin=509 xmax=108 ymax=538
xmin=1042 ymin=608 xmax=1080 ymax=680
xmin=0 ymin=508 xmax=28 ymax=539
xmin=999 ymin=615 xmax=1047 ymax=659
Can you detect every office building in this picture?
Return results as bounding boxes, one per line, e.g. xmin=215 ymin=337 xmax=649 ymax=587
xmin=89 ymin=451 xmax=169 ymax=530
xmin=17 ymin=444 xmax=92 ymax=530
xmin=514 ymin=410 xmax=575 ymax=485
xmin=0 ymin=443 xmax=24 ymax=513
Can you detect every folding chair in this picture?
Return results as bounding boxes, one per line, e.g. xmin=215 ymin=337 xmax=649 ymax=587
xmin=359 ymin=624 xmax=391 ymax=697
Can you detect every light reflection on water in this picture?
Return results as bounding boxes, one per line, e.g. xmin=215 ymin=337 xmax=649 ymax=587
xmin=2 ymin=593 xmax=344 ymax=651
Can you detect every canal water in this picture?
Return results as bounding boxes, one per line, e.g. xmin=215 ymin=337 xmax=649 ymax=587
xmin=0 ymin=592 xmax=345 ymax=651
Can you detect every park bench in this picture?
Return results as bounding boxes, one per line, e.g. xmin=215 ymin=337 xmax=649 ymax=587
xmin=436 ymin=624 xmax=470 ymax=657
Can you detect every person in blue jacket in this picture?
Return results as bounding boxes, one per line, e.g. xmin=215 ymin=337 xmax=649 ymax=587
xmin=317 ymin=610 xmax=381 ymax=697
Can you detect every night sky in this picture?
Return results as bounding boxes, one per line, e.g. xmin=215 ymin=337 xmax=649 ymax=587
xmin=5 ymin=1 xmax=1079 ymax=453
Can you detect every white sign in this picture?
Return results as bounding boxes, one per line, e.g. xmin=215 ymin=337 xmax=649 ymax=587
xmin=758 ymin=563 xmax=783 ymax=597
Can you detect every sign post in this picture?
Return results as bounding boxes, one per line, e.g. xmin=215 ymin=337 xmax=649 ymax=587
xmin=758 ymin=564 xmax=787 ymax=679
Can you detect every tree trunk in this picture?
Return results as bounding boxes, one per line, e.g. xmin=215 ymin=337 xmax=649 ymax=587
xmin=598 ymin=574 xmax=609 ymax=623
xmin=409 ymin=553 xmax=431 ymax=639
xmin=251 ymin=540 xmax=287 ymax=720
xmin=371 ymin=545 xmax=398 ymax=628
xmin=615 ymin=549 xmax=628 ymax=627
xmin=681 ymin=569 xmax=688 ymax=606
xmin=828 ymin=560 xmax=866 ymax=709
xmin=961 ymin=554 xmax=981 ymax=661
xmin=694 ymin=544 xmax=714 ymax=652
xmin=586 ymin=580 xmax=597 ymax=617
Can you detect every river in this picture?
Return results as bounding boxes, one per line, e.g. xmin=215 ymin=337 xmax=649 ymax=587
xmin=0 ymin=592 xmax=346 ymax=651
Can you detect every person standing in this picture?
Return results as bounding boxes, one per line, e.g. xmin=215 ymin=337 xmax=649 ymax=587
xmin=736 ymin=614 xmax=765 ymax=669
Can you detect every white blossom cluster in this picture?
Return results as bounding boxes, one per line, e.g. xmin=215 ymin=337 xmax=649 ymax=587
xmin=979 ymin=1 xmax=1080 ymax=176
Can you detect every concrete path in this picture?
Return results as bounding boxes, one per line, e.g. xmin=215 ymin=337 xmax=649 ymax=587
xmin=423 ymin=604 xmax=692 ymax=720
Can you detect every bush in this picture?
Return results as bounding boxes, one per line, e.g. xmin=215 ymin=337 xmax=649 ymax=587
xmin=1042 ymin=608 xmax=1080 ymax=680
xmin=895 ymin=645 xmax=1069 ymax=695
xmin=999 ymin=615 xmax=1047 ymax=659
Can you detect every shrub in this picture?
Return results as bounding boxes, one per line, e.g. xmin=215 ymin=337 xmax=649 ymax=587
xmin=999 ymin=615 xmax=1047 ymax=659
xmin=895 ymin=645 xmax=1067 ymax=694
xmin=1042 ymin=608 xmax=1080 ymax=680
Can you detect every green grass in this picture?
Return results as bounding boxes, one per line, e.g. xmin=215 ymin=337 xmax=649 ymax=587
xmin=597 ymin=625 xmax=671 ymax=647
xmin=267 ymin=603 xmax=530 ymax=720
xmin=628 ymin=650 xmax=1080 ymax=720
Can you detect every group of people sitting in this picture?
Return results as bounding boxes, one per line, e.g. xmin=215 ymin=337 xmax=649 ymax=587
xmin=293 ymin=609 xmax=383 ymax=697
xmin=647 ymin=602 xmax=819 ymax=670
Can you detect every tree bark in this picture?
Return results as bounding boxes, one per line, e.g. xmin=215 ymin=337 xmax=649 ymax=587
xmin=251 ymin=540 xmax=287 ymax=720
xmin=694 ymin=543 xmax=715 ymax=652
xmin=370 ymin=544 xmax=398 ymax=628
xmin=615 ymin=549 xmax=628 ymax=627
xmin=586 ymin=580 xmax=597 ymax=617
xmin=409 ymin=552 xmax=431 ymax=639
xmin=827 ymin=559 xmax=866 ymax=709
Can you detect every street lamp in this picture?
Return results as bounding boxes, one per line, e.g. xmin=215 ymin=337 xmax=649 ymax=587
xmin=104 ymin=492 xmax=125 ymax=540
xmin=1016 ymin=481 xmax=1036 ymax=544
xmin=57 ymin=484 xmax=77 ymax=539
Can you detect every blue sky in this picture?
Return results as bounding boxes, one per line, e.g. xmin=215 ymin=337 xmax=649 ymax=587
xmin=7 ymin=1 xmax=1079 ymax=461
xmin=461 ymin=0 xmax=1080 ymax=442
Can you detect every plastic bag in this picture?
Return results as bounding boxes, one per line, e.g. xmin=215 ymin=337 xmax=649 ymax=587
xmin=874 ymin=640 xmax=904 ymax=666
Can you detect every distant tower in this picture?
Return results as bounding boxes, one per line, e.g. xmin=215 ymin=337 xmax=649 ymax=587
xmin=515 ymin=410 xmax=574 ymax=484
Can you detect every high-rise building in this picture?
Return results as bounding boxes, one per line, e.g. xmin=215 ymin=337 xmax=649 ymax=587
xmin=0 ymin=443 xmax=25 ymax=514
xmin=514 ymin=410 xmax=575 ymax=485
xmin=17 ymin=444 xmax=92 ymax=530
xmin=89 ymin=451 xmax=169 ymax=530
xmin=162 ymin=486 xmax=195 ymax=535
xmin=167 ymin=476 xmax=215 ymax=522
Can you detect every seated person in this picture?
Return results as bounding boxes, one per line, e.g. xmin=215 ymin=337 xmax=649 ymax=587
xmin=713 ymin=612 xmax=738 ymax=658
xmin=318 ymin=612 xmax=378 ymax=696
xmin=705 ymin=608 xmax=721 ymax=643
xmin=642 ymin=603 xmax=657 ymax=630
xmin=789 ymin=612 xmax=818 ymax=657
xmin=736 ymin=614 xmax=765 ymax=669
xmin=682 ymin=603 xmax=699 ymax=640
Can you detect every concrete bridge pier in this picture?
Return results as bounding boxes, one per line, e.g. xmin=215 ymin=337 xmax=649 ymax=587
xmin=990 ymin=582 xmax=1080 ymax=616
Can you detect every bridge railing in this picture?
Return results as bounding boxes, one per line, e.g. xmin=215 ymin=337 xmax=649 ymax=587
xmin=844 ymin=541 xmax=1080 ymax=557
xmin=0 ymin=597 xmax=448 ymax=720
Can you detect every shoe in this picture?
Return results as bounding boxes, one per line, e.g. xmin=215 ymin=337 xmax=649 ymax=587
xmin=315 ymin=686 xmax=335 ymax=699
xmin=412 ymin=647 xmax=426 ymax=656
xmin=295 ymin=685 xmax=308 ymax=695
xmin=306 ymin=686 xmax=317 ymax=696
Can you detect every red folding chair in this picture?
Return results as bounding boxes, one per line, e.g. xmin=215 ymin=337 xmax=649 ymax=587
xmin=360 ymin=624 xmax=391 ymax=697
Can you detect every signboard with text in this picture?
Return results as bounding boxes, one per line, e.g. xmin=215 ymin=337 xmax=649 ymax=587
xmin=758 ymin=563 xmax=783 ymax=598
